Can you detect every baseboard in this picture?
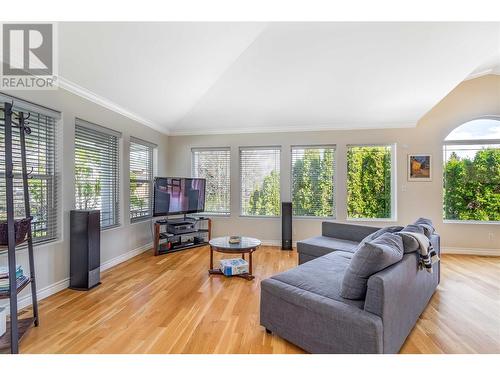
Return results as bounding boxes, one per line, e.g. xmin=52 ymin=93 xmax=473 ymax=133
xmin=260 ymin=240 xmax=280 ymax=247
xmin=1 ymin=241 xmax=153 ymax=314
xmin=261 ymin=240 xmax=298 ymax=247
xmin=261 ymin=241 xmax=498 ymax=256
xmin=100 ymin=242 xmax=152 ymax=271
xmin=15 ymin=277 xmax=70 ymax=312
xmin=441 ymin=247 xmax=499 ymax=256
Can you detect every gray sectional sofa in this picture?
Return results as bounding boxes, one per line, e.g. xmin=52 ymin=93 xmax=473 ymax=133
xmin=260 ymin=221 xmax=440 ymax=354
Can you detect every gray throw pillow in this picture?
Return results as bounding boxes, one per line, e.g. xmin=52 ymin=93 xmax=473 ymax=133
xmin=341 ymin=233 xmax=404 ymax=300
xmin=359 ymin=225 xmax=404 ymax=247
xmin=397 ymin=224 xmax=424 ymax=253
xmin=413 ymin=217 xmax=435 ymax=238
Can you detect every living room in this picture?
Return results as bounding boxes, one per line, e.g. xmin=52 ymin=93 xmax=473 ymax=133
xmin=1 ymin=1 xmax=499 ymax=372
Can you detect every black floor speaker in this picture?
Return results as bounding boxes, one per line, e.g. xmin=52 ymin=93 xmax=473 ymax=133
xmin=281 ymin=202 xmax=292 ymax=250
xmin=70 ymin=210 xmax=101 ymax=290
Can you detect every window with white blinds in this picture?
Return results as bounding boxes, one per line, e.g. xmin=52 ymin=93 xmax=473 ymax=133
xmin=240 ymin=147 xmax=281 ymax=216
xmin=291 ymin=145 xmax=336 ymax=217
xmin=130 ymin=138 xmax=155 ymax=222
xmin=75 ymin=119 xmax=120 ymax=229
xmin=191 ymin=147 xmax=231 ymax=215
xmin=0 ymin=99 xmax=59 ymax=244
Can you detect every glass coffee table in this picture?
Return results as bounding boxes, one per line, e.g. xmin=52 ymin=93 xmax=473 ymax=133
xmin=208 ymin=237 xmax=261 ymax=280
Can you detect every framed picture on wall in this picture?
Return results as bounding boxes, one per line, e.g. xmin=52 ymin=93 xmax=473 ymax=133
xmin=408 ymin=154 xmax=432 ymax=181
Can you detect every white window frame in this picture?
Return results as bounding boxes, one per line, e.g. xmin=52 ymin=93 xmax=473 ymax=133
xmin=443 ymin=117 xmax=500 ymax=224
xmin=346 ymin=143 xmax=397 ymax=222
xmin=239 ymin=146 xmax=282 ymax=218
xmin=0 ymin=93 xmax=61 ymax=245
xmin=191 ymin=147 xmax=231 ymax=216
xmin=74 ymin=118 xmax=121 ymax=230
xmin=130 ymin=137 xmax=156 ymax=223
xmin=290 ymin=144 xmax=337 ymax=219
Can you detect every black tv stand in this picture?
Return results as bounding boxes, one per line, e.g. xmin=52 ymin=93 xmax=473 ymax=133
xmin=153 ymin=216 xmax=211 ymax=256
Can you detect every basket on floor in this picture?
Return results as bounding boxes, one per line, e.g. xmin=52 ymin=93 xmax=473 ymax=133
xmin=0 ymin=217 xmax=32 ymax=246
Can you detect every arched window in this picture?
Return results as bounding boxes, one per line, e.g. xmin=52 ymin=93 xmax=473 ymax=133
xmin=443 ymin=117 xmax=500 ymax=222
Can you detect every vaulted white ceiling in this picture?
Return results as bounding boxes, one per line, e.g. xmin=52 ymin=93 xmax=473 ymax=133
xmin=58 ymin=22 xmax=500 ymax=135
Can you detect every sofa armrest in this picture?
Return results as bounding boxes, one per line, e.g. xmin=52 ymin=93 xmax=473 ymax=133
xmin=321 ymin=221 xmax=379 ymax=242
xmin=364 ymin=249 xmax=440 ymax=353
xmin=260 ymin=278 xmax=383 ymax=353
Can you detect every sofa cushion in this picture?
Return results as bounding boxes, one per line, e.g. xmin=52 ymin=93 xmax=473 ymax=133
xmin=330 ymin=250 xmax=355 ymax=260
xmin=397 ymin=224 xmax=424 ymax=253
xmin=297 ymin=236 xmax=359 ymax=259
xmin=271 ymin=253 xmax=365 ymax=309
xmin=341 ymin=233 xmax=404 ymax=300
xmin=322 ymin=222 xmax=380 ymax=242
xmin=359 ymin=225 xmax=404 ymax=246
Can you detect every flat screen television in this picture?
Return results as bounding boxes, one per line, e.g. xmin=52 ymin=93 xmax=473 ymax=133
xmin=153 ymin=177 xmax=206 ymax=216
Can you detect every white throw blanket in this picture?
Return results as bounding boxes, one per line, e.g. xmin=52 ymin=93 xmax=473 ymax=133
xmin=399 ymin=231 xmax=440 ymax=273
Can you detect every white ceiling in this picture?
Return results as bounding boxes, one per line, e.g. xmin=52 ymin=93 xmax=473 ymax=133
xmin=58 ymin=22 xmax=500 ymax=135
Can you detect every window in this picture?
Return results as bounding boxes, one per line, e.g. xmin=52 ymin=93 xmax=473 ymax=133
xmin=0 ymin=97 xmax=60 ymax=244
xmin=191 ymin=147 xmax=231 ymax=215
xmin=443 ymin=118 xmax=500 ymax=222
xmin=240 ymin=147 xmax=281 ymax=216
xmin=75 ymin=119 xmax=120 ymax=229
xmin=291 ymin=145 xmax=335 ymax=217
xmin=130 ymin=138 xmax=155 ymax=222
xmin=347 ymin=144 xmax=395 ymax=220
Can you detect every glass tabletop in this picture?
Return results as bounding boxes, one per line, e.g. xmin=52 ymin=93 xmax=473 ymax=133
xmin=209 ymin=236 xmax=261 ymax=251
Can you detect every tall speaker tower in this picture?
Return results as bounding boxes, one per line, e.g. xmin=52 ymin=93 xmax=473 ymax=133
xmin=281 ymin=202 xmax=292 ymax=250
xmin=70 ymin=210 xmax=101 ymax=290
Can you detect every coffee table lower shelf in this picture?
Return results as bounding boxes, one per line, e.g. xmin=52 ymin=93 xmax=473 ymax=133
xmin=208 ymin=268 xmax=255 ymax=280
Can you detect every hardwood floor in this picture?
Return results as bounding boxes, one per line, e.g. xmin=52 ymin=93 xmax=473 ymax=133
xmin=16 ymin=247 xmax=500 ymax=354
xmin=400 ymin=254 xmax=500 ymax=354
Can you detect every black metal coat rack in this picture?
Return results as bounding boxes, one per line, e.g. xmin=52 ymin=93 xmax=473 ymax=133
xmin=0 ymin=101 xmax=39 ymax=354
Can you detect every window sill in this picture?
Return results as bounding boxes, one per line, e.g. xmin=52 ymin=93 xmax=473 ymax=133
xmin=0 ymin=238 xmax=63 ymax=255
xmin=194 ymin=213 xmax=231 ymax=218
xmin=239 ymin=215 xmax=281 ymax=219
xmin=293 ymin=216 xmax=336 ymax=220
xmin=443 ymin=220 xmax=500 ymax=225
xmin=101 ymin=224 xmax=122 ymax=232
xmin=346 ymin=217 xmax=397 ymax=223
xmin=130 ymin=217 xmax=153 ymax=225
xmin=33 ymin=238 xmax=64 ymax=249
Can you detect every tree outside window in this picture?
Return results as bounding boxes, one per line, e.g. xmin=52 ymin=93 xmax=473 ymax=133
xmin=130 ymin=139 xmax=154 ymax=222
xmin=75 ymin=147 xmax=101 ymax=210
xmin=241 ymin=147 xmax=281 ymax=216
xmin=347 ymin=145 xmax=393 ymax=219
xmin=443 ymin=118 xmax=500 ymax=222
xmin=0 ymin=109 xmax=57 ymax=243
xmin=74 ymin=121 xmax=120 ymax=229
xmin=291 ymin=146 xmax=335 ymax=217
xmin=192 ymin=148 xmax=230 ymax=215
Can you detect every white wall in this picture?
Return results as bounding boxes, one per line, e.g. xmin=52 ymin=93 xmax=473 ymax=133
xmin=167 ymin=75 xmax=500 ymax=254
xmin=0 ymin=87 xmax=169 ymax=309
xmin=1 ymin=74 xmax=498 ymax=314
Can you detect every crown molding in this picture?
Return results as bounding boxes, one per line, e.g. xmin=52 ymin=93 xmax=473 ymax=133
xmin=57 ymin=76 xmax=169 ymax=135
xmin=464 ymin=69 xmax=500 ymax=81
xmin=168 ymin=121 xmax=417 ymax=136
